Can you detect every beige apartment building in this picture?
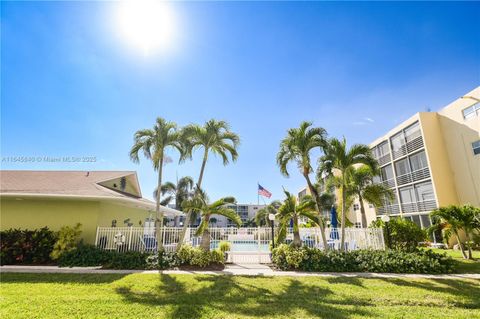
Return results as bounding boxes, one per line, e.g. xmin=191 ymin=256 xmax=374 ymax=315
xmin=356 ymin=86 xmax=480 ymax=228
xmin=300 ymin=86 xmax=480 ymax=229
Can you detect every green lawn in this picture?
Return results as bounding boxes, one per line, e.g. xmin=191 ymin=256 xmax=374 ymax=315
xmin=1 ymin=273 xmax=479 ymax=319
xmin=429 ymin=248 xmax=480 ymax=274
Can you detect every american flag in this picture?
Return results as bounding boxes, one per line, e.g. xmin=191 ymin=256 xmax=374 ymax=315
xmin=258 ymin=184 xmax=272 ymax=198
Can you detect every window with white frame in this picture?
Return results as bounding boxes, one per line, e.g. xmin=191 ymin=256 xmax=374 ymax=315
xmin=472 ymin=140 xmax=480 ymax=156
xmin=462 ymin=103 xmax=480 ymax=120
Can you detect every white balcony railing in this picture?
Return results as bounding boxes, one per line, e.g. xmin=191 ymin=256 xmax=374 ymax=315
xmin=400 ymin=200 xmax=437 ymax=213
xmin=396 ymin=167 xmax=430 ymax=186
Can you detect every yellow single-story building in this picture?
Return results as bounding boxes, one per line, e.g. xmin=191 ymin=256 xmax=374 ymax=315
xmin=0 ymin=170 xmax=182 ymax=244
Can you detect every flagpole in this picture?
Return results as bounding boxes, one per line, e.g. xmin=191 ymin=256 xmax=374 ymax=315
xmin=257 ymin=182 xmax=259 ymax=205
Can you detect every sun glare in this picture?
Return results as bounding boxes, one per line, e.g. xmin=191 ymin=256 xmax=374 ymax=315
xmin=115 ymin=0 xmax=177 ymax=55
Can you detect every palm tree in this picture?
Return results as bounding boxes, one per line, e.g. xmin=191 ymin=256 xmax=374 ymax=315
xmin=348 ymin=165 xmax=394 ymax=228
xmin=429 ymin=205 xmax=480 ymax=259
xmin=176 ymin=119 xmax=240 ymax=250
xmin=275 ymin=190 xmax=319 ymax=247
xmin=182 ymin=189 xmax=242 ymax=251
xmin=130 ymin=117 xmax=183 ymax=251
xmin=318 ymin=137 xmax=377 ymax=251
xmin=153 ymin=176 xmax=195 ymax=210
xmin=183 ymin=119 xmax=240 ymax=188
xmin=256 ymin=201 xmax=282 ymax=227
xmin=277 ymin=121 xmax=329 ymax=250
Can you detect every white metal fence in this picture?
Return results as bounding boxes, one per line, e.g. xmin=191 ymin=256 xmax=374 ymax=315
xmin=95 ymin=226 xmax=385 ymax=256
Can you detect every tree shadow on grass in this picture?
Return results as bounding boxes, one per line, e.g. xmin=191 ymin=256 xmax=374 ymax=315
xmin=0 ymin=272 xmax=127 ymax=284
xmin=115 ymin=274 xmax=375 ymax=319
xmin=377 ymin=277 xmax=480 ymax=309
xmin=325 ymin=276 xmax=365 ymax=288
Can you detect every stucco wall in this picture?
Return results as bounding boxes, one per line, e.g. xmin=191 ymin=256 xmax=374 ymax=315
xmin=0 ymin=198 xmax=152 ymax=244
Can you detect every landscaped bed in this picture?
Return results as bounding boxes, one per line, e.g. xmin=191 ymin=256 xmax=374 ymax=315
xmin=1 ymin=273 xmax=479 ymax=319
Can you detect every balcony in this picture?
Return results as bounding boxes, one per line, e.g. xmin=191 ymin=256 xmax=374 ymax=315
xmin=374 ymin=178 xmax=396 ymax=189
xmin=376 ymin=153 xmax=391 ymax=166
xmin=406 ymin=135 xmax=424 ymax=153
xmin=376 ymin=204 xmax=400 ymax=215
xmin=400 ymin=200 xmax=437 ymax=213
xmin=392 ymin=145 xmax=407 ymax=159
xmin=396 ymin=167 xmax=430 ymax=186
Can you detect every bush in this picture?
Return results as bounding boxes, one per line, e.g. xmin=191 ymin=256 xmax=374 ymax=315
xmin=58 ymin=244 xmax=151 ymax=269
xmin=146 ymin=251 xmax=179 ymax=270
xmin=0 ymin=228 xmax=58 ymax=265
xmin=57 ymin=244 xmax=110 ymax=267
xmin=272 ymin=244 xmax=455 ymax=274
xmin=177 ymin=245 xmax=225 ymax=268
xmin=218 ymin=241 xmax=231 ymax=252
xmin=371 ymin=218 xmax=426 ymax=252
xmin=50 ymin=223 xmax=82 ymax=260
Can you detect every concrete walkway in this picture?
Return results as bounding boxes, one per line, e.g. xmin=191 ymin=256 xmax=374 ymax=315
xmin=0 ymin=264 xmax=480 ymax=279
xmin=1 ymin=264 xmax=479 ymax=279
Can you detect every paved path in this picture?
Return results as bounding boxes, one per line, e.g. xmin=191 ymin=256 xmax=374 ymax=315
xmin=1 ymin=264 xmax=479 ymax=279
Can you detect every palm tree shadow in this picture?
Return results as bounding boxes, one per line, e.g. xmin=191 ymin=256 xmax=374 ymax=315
xmin=115 ymin=275 xmax=376 ymax=319
xmin=376 ymin=278 xmax=480 ymax=309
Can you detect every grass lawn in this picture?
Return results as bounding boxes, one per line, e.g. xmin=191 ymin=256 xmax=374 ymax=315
xmin=1 ymin=273 xmax=479 ymax=319
xmin=429 ymin=248 xmax=480 ymax=274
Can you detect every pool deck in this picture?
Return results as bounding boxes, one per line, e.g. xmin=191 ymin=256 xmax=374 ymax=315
xmin=1 ymin=264 xmax=479 ymax=279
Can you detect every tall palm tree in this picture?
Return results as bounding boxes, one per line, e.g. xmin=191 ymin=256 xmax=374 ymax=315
xmin=130 ymin=117 xmax=183 ymax=251
xmin=176 ymin=119 xmax=240 ymax=250
xmin=153 ymin=176 xmax=195 ymax=210
xmin=182 ymin=189 xmax=242 ymax=251
xmin=276 ymin=190 xmax=318 ymax=247
xmin=429 ymin=205 xmax=480 ymax=259
xmin=256 ymin=201 xmax=282 ymax=227
xmin=183 ymin=119 xmax=240 ymax=188
xmin=277 ymin=121 xmax=329 ymax=251
xmin=348 ymin=165 xmax=394 ymax=228
xmin=318 ymin=137 xmax=377 ymax=251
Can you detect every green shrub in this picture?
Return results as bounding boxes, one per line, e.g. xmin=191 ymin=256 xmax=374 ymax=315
xmin=371 ymin=218 xmax=426 ymax=252
xmin=176 ymin=245 xmax=225 ymax=268
xmin=0 ymin=228 xmax=58 ymax=265
xmin=272 ymin=244 xmax=455 ymax=274
xmin=57 ymin=244 xmax=110 ymax=267
xmin=50 ymin=223 xmax=82 ymax=260
xmin=218 ymin=241 xmax=231 ymax=252
xmin=58 ymin=245 xmax=151 ymax=269
xmin=146 ymin=251 xmax=179 ymax=270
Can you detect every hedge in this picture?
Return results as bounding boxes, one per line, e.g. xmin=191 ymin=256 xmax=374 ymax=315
xmin=0 ymin=228 xmax=58 ymax=265
xmin=272 ymin=244 xmax=455 ymax=274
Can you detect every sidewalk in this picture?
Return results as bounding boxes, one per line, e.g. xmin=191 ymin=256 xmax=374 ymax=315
xmin=1 ymin=264 xmax=479 ymax=279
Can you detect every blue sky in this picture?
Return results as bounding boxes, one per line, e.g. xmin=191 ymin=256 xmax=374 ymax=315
xmin=1 ymin=1 xmax=479 ymax=204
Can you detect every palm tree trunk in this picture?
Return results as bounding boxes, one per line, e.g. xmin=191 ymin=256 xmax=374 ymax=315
xmin=455 ymin=232 xmax=468 ymax=259
xmin=465 ymin=231 xmax=473 ymax=260
xmin=155 ymin=155 xmax=165 ymax=252
xmin=197 ymin=149 xmax=209 ymax=190
xmin=293 ymin=214 xmax=301 ymax=247
xmin=200 ymin=216 xmax=211 ymax=251
xmin=304 ymin=173 xmax=329 ymax=251
xmin=176 ymin=149 xmax=209 ymax=252
xmin=358 ymin=193 xmax=367 ymax=228
xmin=340 ymin=181 xmax=346 ymax=252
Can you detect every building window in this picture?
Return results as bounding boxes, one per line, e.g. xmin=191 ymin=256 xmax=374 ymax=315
xmin=462 ymin=103 xmax=480 ymax=120
xmin=404 ymin=122 xmax=421 ymax=143
xmin=472 ymin=140 xmax=480 ymax=156
xmin=395 ymin=158 xmax=411 ymax=177
xmin=353 ymin=204 xmax=359 ymax=211
xmin=354 ymin=222 xmax=362 ymax=228
xmin=409 ymin=151 xmax=428 ymax=172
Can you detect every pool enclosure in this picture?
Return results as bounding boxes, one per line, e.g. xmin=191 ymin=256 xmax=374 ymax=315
xmin=95 ymin=226 xmax=385 ymax=263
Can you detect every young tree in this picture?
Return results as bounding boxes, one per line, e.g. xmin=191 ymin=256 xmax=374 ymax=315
xmin=275 ymin=190 xmax=319 ymax=247
xmin=318 ymin=137 xmax=377 ymax=251
xmin=182 ymin=189 xmax=242 ymax=251
xmin=130 ymin=117 xmax=183 ymax=251
xmin=430 ymin=204 xmax=480 ymax=259
xmin=256 ymin=201 xmax=282 ymax=227
xmin=153 ymin=176 xmax=195 ymax=210
xmin=277 ymin=121 xmax=329 ymax=251
xmin=348 ymin=165 xmax=394 ymax=227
